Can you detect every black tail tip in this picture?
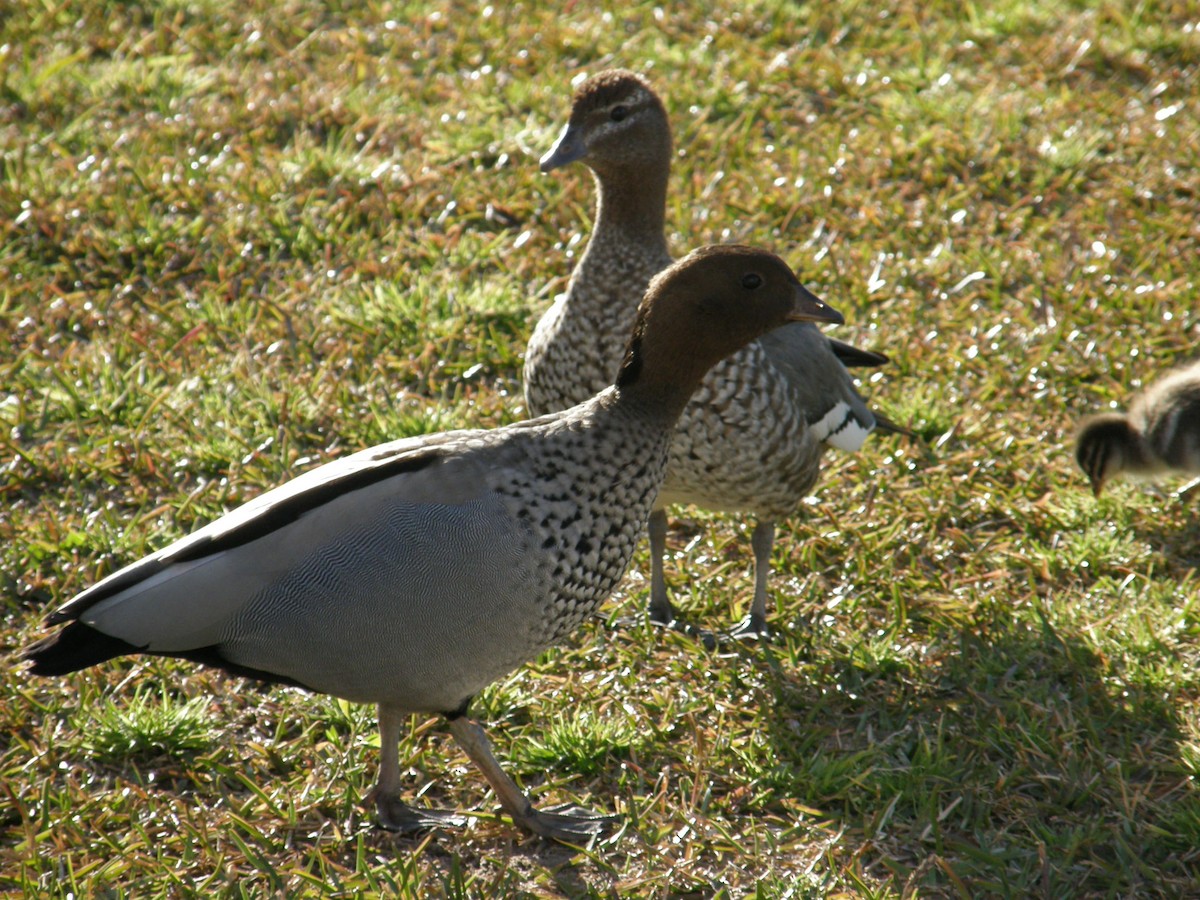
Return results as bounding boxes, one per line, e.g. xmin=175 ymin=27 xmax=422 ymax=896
xmin=21 ymin=622 xmax=137 ymax=676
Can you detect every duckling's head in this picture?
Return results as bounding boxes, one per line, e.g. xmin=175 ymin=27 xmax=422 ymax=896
xmin=616 ymin=245 xmax=842 ymax=407
xmin=540 ymin=69 xmax=671 ymax=176
xmin=1075 ymin=413 xmax=1140 ymax=497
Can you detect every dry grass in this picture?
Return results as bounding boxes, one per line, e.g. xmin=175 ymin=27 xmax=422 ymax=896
xmin=3 ymin=0 xmax=1200 ymax=896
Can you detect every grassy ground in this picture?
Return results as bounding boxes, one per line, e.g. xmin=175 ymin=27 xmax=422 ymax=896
xmin=3 ymin=0 xmax=1199 ymax=896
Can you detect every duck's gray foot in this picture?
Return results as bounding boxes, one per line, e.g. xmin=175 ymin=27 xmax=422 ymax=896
xmin=510 ymin=802 xmax=617 ymax=844
xmin=726 ymin=612 xmax=770 ymax=642
xmin=372 ymin=703 xmax=470 ymax=833
xmin=447 ymin=716 xmax=619 ymax=846
xmin=372 ymin=790 xmax=468 ymax=833
xmin=646 ymin=601 xmax=677 ymax=628
xmin=647 ymin=592 xmax=692 ymax=635
xmin=646 ymin=607 xmax=718 ymax=650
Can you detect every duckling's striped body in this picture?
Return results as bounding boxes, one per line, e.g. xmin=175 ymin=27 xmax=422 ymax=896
xmin=25 ymin=245 xmax=841 ymax=843
xmin=1076 ymin=358 xmax=1200 ymax=496
xmin=526 ymin=69 xmax=900 ymax=635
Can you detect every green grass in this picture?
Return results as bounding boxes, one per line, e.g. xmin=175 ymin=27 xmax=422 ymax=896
xmin=3 ymin=0 xmax=1200 ymax=896
xmin=78 ymin=685 xmax=216 ymax=763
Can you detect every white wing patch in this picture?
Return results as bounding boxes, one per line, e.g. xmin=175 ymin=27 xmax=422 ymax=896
xmin=811 ymin=401 xmax=874 ymax=452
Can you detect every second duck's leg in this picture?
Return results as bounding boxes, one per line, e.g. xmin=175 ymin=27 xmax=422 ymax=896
xmin=447 ymin=715 xmax=614 ymax=845
xmin=647 ymin=508 xmax=677 ymax=626
xmin=730 ymin=518 xmax=774 ymax=638
xmin=647 ymin=508 xmax=720 ymax=648
xmin=371 ymin=703 xmax=467 ymax=832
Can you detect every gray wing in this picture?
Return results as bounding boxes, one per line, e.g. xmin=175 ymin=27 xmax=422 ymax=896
xmin=47 ymin=432 xmax=481 ymax=634
xmin=758 ymin=323 xmax=879 ymax=452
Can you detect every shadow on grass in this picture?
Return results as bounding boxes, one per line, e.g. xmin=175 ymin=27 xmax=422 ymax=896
xmin=752 ymin=606 xmax=1200 ymax=897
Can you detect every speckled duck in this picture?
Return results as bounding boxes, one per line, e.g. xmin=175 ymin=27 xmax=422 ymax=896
xmin=23 ymin=245 xmax=842 ymax=844
xmin=525 ymin=69 xmax=907 ymax=637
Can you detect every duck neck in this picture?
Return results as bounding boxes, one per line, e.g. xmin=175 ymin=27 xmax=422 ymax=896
xmin=604 ymin=379 xmax=696 ymax=432
xmin=610 ymin=329 xmax=713 ymax=428
xmin=586 ymin=163 xmax=670 ymax=257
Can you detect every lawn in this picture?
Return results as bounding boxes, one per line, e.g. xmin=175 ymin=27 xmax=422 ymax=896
xmin=3 ymin=0 xmax=1199 ymax=896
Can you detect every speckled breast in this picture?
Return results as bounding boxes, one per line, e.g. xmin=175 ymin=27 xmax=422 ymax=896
xmin=658 ymin=344 xmax=827 ymax=519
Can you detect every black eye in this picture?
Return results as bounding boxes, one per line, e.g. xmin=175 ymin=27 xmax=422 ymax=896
xmin=610 ymin=105 xmax=629 ymax=122
xmin=741 ymin=273 xmax=763 ymax=289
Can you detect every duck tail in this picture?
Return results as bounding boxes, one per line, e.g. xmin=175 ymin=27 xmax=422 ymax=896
xmin=872 ymin=411 xmax=920 ymax=442
xmin=21 ymin=622 xmax=138 ymax=676
xmin=828 ymin=338 xmax=889 ymax=369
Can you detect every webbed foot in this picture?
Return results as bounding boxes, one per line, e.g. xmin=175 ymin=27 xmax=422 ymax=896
xmin=371 ymin=789 xmax=468 ymax=833
xmin=726 ymin=612 xmax=771 ymax=642
xmin=648 ymin=607 xmax=718 ymax=650
xmin=510 ymin=801 xmax=617 ymax=845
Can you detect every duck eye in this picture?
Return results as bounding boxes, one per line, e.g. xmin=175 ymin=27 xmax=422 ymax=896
xmin=610 ymin=105 xmax=629 ymax=122
xmin=741 ymin=273 xmax=763 ymax=289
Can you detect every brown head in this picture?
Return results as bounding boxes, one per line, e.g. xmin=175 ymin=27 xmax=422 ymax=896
xmin=615 ymin=245 xmax=843 ymax=417
xmin=1074 ymin=412 xmax=1141 ymax=497
xmin=540 ymin=69 xmax=672 ymax=178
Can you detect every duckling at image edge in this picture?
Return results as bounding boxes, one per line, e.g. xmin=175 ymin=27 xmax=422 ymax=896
xmin=22 ymin=245 xmax=843 ymax=844
xmin=1076 ymin=357 xmax=1200 ymax=497
xmin=525 ymin=68 xmax=912 ymax=638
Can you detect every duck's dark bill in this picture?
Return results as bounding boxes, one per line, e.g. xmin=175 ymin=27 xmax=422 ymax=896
xmin=789 ymin=283 xmax=844 ymax=325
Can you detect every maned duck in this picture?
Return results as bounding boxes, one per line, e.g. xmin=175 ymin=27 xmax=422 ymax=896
xmin=525 ymin=69 xmax=908 ymax=638
xmin=1076 ymin=357 xmax=1200 ymax=497
xmin=23 ymin=245 xmax=843 ymax=844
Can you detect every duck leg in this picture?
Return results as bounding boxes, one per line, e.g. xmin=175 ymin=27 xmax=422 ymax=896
xmin=447 ymin=715 xmax=614 ymax=845
xmin=646 ymin=508 xmax=677 ymax=627
xmin=371 ymin=703 xmax=467 ymax=832
xmin=728 ymin=518 xmax=773 ymax=639
xmin=646 ymin=509 xmax=721 ymax=648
